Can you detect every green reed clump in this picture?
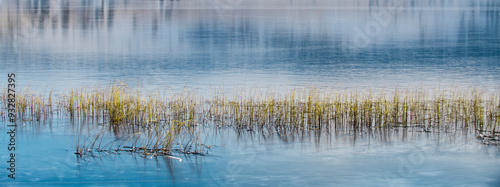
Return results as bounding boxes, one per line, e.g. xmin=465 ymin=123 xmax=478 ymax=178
xmin=2 ymin=84 xmax=500 ymax=140
xmin=204 ymin=87 xmax=499 ymax=137
xmin=0 ymin=86 xmax=52 ymax=122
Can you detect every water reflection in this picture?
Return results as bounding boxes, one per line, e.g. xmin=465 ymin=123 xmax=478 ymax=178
xmin=3 ymin=114 xmax=499 ymax=185
xmin=1 ymin=0 xmax=499 ymax=90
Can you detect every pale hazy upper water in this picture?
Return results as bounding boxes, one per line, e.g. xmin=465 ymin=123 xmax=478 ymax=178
xmin=0 ymin=0 xmax=499 ymax=91
xmin=1 ymin=0 xmax=500 ymax=186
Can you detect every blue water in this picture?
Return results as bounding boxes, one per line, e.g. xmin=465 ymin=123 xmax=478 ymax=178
xmin=1 ymin=0 xmax=500 ymax=186
xmin=1 ymin=121 xmax=500 ymax=186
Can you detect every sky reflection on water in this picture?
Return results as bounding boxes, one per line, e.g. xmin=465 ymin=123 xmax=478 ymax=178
xmin=0 ymin=0 xmax=499 ymax=91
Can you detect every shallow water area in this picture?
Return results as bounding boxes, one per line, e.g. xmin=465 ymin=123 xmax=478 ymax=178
xmin=1 ymin=120 xmax=500 ymax=186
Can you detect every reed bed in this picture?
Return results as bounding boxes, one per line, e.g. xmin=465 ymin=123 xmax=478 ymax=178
xmin=2 ymin=84 xmax=500 ymax=156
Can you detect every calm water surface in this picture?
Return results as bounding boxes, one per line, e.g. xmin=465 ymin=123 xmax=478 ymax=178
xmin=1 ymin=121 xmax=500 ymax=186
xmin=1 ymin=0 xmax=500 ymax=186
xmin=0 ymin=0 xmax=499 ymax=90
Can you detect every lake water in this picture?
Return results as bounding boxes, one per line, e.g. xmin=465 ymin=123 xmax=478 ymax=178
xmin=1 ymin=0 xmax=500 ymax=186
xmin=2 ymin=121 xmax=500 ymax=186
